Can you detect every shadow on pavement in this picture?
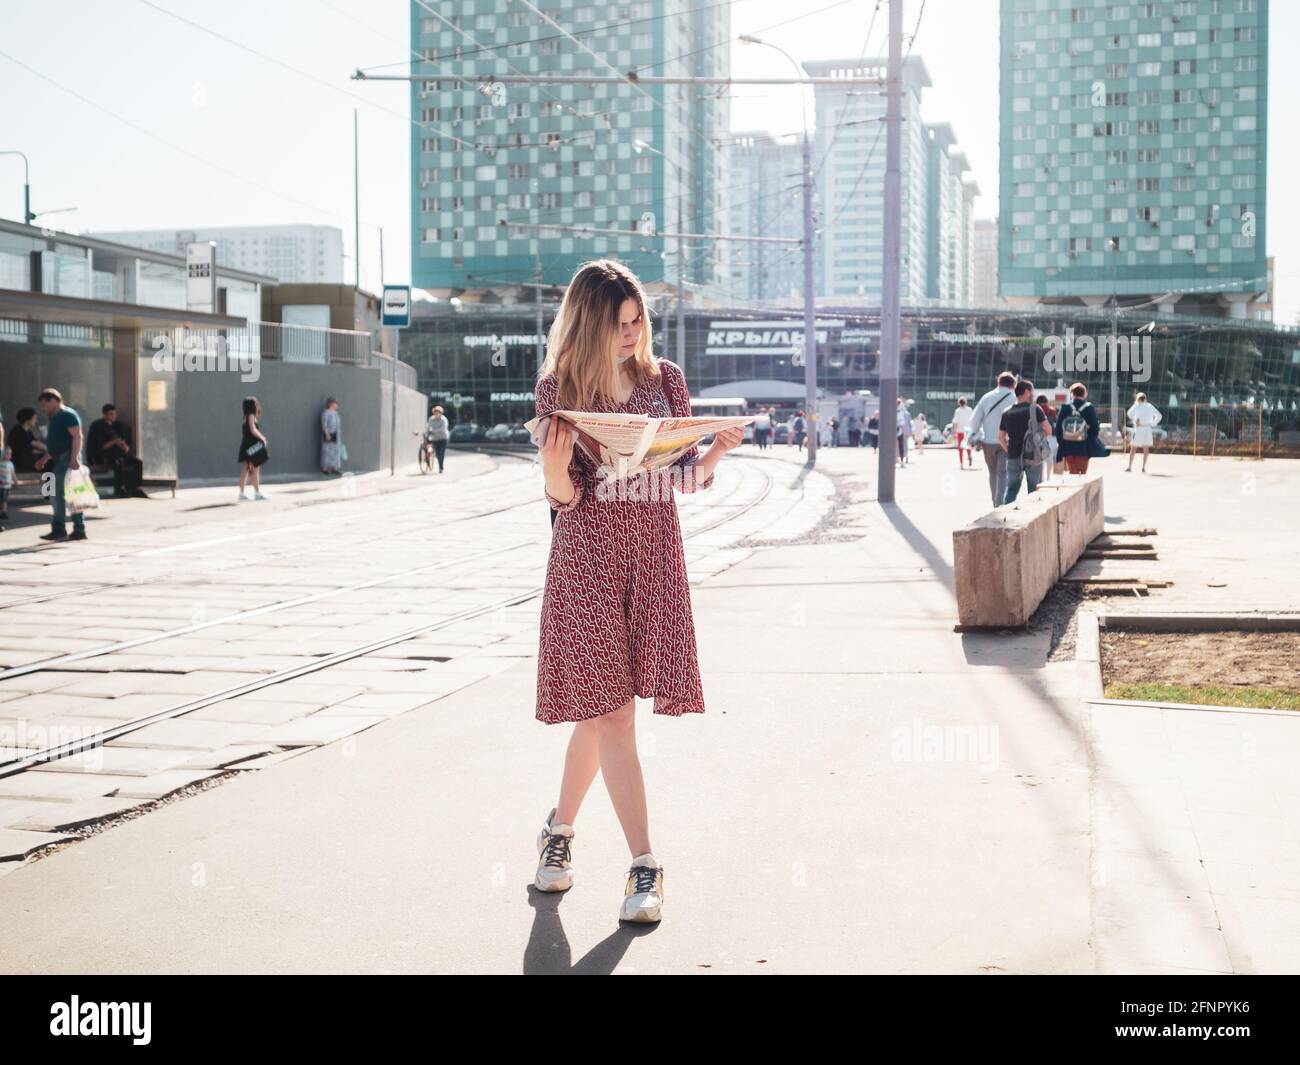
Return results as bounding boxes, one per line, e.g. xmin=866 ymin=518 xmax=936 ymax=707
xmin=523 ymin=887 xmax=651 ymax=974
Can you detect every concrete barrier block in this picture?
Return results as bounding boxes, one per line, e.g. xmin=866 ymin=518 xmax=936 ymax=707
xmin=954 ymin=477 xmax=1104 ymax=628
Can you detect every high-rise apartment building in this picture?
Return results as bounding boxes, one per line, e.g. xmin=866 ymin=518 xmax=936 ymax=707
xmin=720 ymin=132 xmax=803 ymax=305
xmin=1000 ymin=0 xmax=1268 ymax=317
xmin=972 ymin=218 xmax=1003 ymax=307
xmin=87 ymin=224 xmax=343 ymax=284
xmin=805 ymin=56 xmax=953 ymax=304
xmin=411 ymin=1 xmax=729 ymax=297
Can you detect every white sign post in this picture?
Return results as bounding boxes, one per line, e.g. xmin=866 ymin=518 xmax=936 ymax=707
xmin=382 ymin=285 xmax=412 ymax=476
xmin=185 ymin=241 xmax=217 ymax=314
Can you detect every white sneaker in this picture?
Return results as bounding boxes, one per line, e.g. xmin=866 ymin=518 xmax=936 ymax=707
xmin=254 ymin=491 xmax=268 ymax=501
xmin=237 ymin=491 xmax=250 ymax=502
xmin=619 ymin=853 xmax=664 ymax=923
xmin=535 ymin=808 xmax=574 ymax=892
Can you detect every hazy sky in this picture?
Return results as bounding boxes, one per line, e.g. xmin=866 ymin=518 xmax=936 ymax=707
xmin=2 ymin=0 xmax=1295 ymax=319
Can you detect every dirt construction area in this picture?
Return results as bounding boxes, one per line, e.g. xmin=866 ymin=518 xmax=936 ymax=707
xmin=1101 ymin=630 xmax=1300 ymax=692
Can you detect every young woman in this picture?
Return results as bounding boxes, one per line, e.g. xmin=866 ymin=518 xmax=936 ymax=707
xmin=1126 ymin=392 xmax=1163 ymax=473
xmin=1054 ymin=382 xmax=1104 ymax=475
xmin=424 ymin=405 xmax=450 ymax=473
xmin=532 ymin=259 xmax=743 ymax=924
xmin=238 ymin=396 xmax=269 ymax=501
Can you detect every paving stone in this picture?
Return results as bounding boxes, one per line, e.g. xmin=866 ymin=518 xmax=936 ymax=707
xmin=264 ymin=682 xmax=365 ymax=704
xmin=0 ymin=827 xmax=72 ymax=861
xmin=0 ymin=771 xmax=133 ymax=802
xmin=329 ymin=692 xmax=440 ymax=714
xmin=114 ymin=770 xmax=224 ymax=800
xmin=178 ymin=744 xmax=281 ymax=770
xmin=184 ymin=698 xmax=326 ymax=726
xmin=0 ymin=715 xmax=117 ymax=753
xmin=144 ymin=671 xmax=277 ymax=696
xmin=256 ymin=715 xmax=384 ymax=747
xmin=13 ymin=796 xmax=154 ymax=832
xmin=105 ymin=718 xmax=271 ymax=751
xmin=0 ymin=692 xmax=121 ymax=717
xmin=31 ymin=746 xmax=191 ymax=777
xmin=0 ymin=799 xmax=69 ymax=829
xmin=52 ymin=673 xmax=172 ymax=698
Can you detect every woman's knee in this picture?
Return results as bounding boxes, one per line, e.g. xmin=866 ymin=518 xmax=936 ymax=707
xmin=593 ymin=698 xmax=635 ymax=733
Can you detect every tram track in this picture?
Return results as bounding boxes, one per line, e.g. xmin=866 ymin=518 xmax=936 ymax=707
xmin=0 ymin=456 xmax=776 ymax=778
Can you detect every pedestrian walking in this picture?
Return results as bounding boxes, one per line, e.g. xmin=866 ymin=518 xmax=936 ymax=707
xmin=847 ymin=414 xmax=861 ymax=448
xmin=866 ymin=413 xmax=879 ymax=450
xmin=531 ymin=258 xmax=744 ymax=925
xmin=969 ymin=371 xmax=1017 ymax=505
xmin=951 ymin=397 xmax=975 ymax=468
xmin=320 ymin=398 xmax=343 ymax=475
xmin=1125 ymin=392 xmax=1162 ymax=474
xmin=999 ymin=380 xmax=1050 ymax=504
xmin=0 ymin=446 xmax=13 ymax=528
xmin=792 ymin=410 xmax=807 ymax=450
xmin=896 ymin=398 xmax=912 ymax=466
xmin=1036 ymin=394 xmax=1059 ymax=481
xmin=237 ymin=396 xmax=269 ymax=501
xmin=912 ymin=412 xmax=928 ymax=453
xmin=828 ymin=416 xmax=839 ymax=447
xmin=34 ymin=388 xmax=87 ymax=541
xmin=1054 ymin=382 xmax=1106 ymax=475
xmin=424 ymin=405 xmax=450 ymax=472
xmin=753 ymin=407 xmax=771 ymax=450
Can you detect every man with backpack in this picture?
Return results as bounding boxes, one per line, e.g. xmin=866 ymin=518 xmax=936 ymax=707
xmin=998 ymin=380 xmax=1050 ymax=504
xmin=969 ymin=371 xmax=1018 ymax=505
xmin=1054 ymin=381 xmax=1105 ymax=475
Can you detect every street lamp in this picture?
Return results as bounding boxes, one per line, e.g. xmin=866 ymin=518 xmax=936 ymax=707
xmin=738 ymin=35 xmax=819 ymax=463
xmin=632 ymin=139 xmax=687 ymax=374
xmin=0 ymin=150 xmax=35 ymax=224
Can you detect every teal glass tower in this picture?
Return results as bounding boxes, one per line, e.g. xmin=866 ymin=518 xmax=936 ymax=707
xmin=410 ymin=1 xmax=729 ymax=295
xmin=999 ymin=0 xmax=1268 ymax=318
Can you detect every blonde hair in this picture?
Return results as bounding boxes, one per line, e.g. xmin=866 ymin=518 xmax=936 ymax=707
xmin=540 ymin=258 xmax=658 ymax=410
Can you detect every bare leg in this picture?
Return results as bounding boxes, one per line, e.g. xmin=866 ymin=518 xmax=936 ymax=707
xmin=239 ymin=463 xmax=249 ymax=491
xmin=251 ymin=465 xmax=261 ymax=492
xmin=553 ymin=719 xmax=601 ymax=826
xmin=594 ymin=697 xmax=652 ymax=857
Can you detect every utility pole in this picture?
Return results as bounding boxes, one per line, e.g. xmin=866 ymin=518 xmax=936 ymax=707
xmin=535 ymin=248 xmax=545 ymax=372
xmin=0 ymin=151 xmax=33 ymax=223
xmin=353 ymin=109 xmax=361 ymax=290
xmin=801 ymin=126 xmax=818 ymax=465
xmin=877 ymin=0 xmax=904 ymax=503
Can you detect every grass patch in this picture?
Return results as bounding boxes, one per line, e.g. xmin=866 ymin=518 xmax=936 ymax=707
xmin=1104 ymin=682 xmax=1300 ymax=711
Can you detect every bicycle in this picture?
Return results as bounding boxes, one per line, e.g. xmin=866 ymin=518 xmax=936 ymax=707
xmin=416 ymin=433 xmax=434 ymax=474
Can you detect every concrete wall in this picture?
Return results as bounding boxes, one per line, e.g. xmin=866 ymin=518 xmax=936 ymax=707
xmin=175 ymin=359 xmax=425 ymax=482
xmin=953 ymin=476 xmax=1104 ymax=628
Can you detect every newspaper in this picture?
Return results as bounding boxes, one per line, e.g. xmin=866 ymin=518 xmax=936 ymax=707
xmin=524 ymin=410 xmax=753 ymax=481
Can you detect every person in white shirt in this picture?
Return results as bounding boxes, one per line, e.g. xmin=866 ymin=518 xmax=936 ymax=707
xmin=968 ymin=372 xmax=1018 ymax=505
xmin=951 ymin=397 xmax=975 ymax=468
xmin=1125 ymin=392 xmax=1163 ymax=473
xmin=752 ymin=408 xmax=771 ymax=450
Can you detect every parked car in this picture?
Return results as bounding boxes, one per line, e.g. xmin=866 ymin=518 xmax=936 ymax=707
xmin=774 ymin=423 xmax=791 ymax=445
xmin=925 ymin=426 xmax=947 ymax=445
xmin=509 ymin=423 xmax=533 ymax=444
xmin=449 ymin=423 xmax=485 ymax=442
xmin=484 ymin=423 xmax=513 ymax=442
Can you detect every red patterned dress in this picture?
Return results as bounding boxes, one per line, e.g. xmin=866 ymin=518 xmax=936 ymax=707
xmin=534 ymin=359 xmax=715 ymax=724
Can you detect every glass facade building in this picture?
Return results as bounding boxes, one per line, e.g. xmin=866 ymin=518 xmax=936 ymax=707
xmin=402 ymin=301 xmax=1300 ymax=442
xmin=1000 ymin=0 xmax=1268 ymax=316
xmin=410 ymin=0 xmax=729 ymax=295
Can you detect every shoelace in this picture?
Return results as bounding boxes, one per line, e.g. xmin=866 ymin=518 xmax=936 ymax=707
xmin=541 ymin=832 xmax=571 ymax=869
xmin=628 ymin=865 xmax=661 ymax=894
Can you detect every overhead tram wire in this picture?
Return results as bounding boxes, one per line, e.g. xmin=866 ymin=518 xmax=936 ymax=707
xmin=410 ymin=0 xmax=621 ymax=128
xmin=811 ymin=0 xmax=884 ymax=179
xmin=132 ymin=0 xmax=478 ymax=151
xmin=830 ymin=0 xmax=926 ymax=228
xmin=0 ymin=49 xmax=383 ymax=234
xmin=358 ymin=0 xmax=752 ymax=73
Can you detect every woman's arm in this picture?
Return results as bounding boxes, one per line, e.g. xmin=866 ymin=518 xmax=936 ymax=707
xmin=249 ymin=414 xmax=268 ymax=444
xmin=535 ymin=375 xmax=584 ymax=510
xmin=661 ymin=360 xmax=736 ymax=492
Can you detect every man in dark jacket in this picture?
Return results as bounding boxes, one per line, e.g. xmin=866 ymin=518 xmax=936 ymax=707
xmin=1053 ymin=382 xmax=1103 ymax=474
xmin=87 ymin=404 xmax=145 ymax=497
